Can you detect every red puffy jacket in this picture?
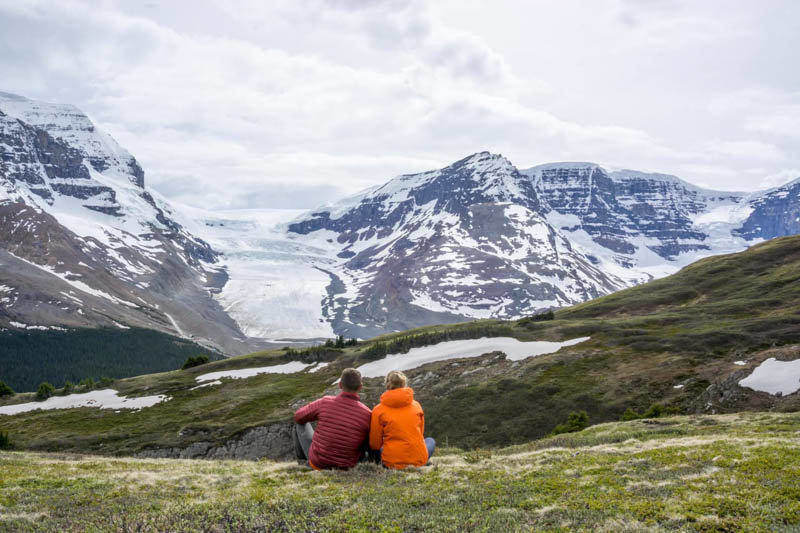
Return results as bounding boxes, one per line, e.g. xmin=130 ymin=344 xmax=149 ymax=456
xmin=293 ymin=391 xmax=371 ymax=469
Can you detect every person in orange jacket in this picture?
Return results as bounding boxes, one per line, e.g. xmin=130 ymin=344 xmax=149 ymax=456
xmin=369 ymin=370 xmax=435 ymax=469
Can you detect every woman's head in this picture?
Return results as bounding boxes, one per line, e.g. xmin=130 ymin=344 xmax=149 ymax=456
xmin=384 ymin=370 xmax=408 ymax=390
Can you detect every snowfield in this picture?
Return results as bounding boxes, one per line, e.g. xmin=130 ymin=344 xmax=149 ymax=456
xmin=355 ymin=336 xmax=591 ymax=378
xmin=195 ymin=361 xmax=314 ymax=382
xmin=0 ymin=389 xmax=169 ymax=416
xmin=738 ymin=358 xmax=800 ymax=396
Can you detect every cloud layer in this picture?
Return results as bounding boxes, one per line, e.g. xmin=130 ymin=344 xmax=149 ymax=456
xmin=0 ymin=0 xmax=797 ymax=208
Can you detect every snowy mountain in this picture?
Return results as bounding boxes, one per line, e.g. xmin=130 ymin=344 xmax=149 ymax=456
xmin=0 ymin=91 xmax=257 ymax=353
xmin=252 ymin=154 xmax=797 ymax=339
xmin=285 ymin=153 xmax=626 ymax=338
xmin=2 ymin=91 xmax=799 ymax=347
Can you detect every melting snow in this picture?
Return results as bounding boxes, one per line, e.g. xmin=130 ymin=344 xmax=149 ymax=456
xmin=0 ymin=389 xmax=168 ymax=416
xmin=190 ymin=380 xmax=222 ymax=390
xmin=195 ymin=361 xmax=314 ymax=382
xmin=355 ymin=336 xmax=590 ymax=378
xmin=738 ymin=358 xmax=800 ymax=396
xmin=309 ymin=362 xmax=330 ymax=373
xmin=734 ymin=360 xmax=747 ymax=366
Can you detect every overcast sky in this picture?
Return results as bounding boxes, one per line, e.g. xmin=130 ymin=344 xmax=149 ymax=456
xmin=1 ymin=0 xmax=798 ymax=209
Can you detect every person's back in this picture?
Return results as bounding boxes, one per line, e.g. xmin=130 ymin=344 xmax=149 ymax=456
xmin=370 ymin=370 xmax=434 ymax=469
xmin=293 ymin=368 xmax=371 ymax=469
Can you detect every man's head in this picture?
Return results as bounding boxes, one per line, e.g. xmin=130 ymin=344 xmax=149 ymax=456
xmin=339 ymin=368 xmax=363 ymax=393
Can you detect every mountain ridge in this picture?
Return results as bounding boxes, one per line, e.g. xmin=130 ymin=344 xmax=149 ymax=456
xmin=2 ymin=90 xmax=800 ymax=349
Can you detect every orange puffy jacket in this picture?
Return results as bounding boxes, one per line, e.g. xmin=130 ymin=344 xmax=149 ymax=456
xmin=369 ymin=387 xmax=428 ymax=469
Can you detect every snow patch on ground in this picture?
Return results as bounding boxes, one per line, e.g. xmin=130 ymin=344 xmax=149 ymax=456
xmin=195 ymin=361 xmax=314 ymax=382
xmin=738 ymin=358 xmax=800 ymax=396
xmin=190 ymin=380 xmax=222 ymax=390
xmin=309 ymin=362 xmax=330 ymax=373
xmin=355 ymin=336 xmax=590 ymax=378
xmin=0 ymin=389 xmax=168 ymax=416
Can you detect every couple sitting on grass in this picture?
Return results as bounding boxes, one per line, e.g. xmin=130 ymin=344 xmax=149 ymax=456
xmin=293 ymin=368 xmax=436 ymax=470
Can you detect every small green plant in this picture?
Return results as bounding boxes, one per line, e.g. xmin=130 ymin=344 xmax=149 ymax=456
xmin=463 ymin=449 xmax=493 ymax=464
xmin=0 ymin=380 xmax=14 ymax=397
xmin=620 ymin=407 xmax=641 ymax=421
xmin=62 ymin=381 xmax=74 ymax=395
xmin=36 ymin=382 xmax=55 ymax=401
xmin=182 ymin=355 xmax=210 ymax=370
xmin=0 ymin=431 xmax=11 ymax=450
xmin=642 ymin=404 xmax=664 ymax=419
xmin=79 ymin=377 xmax=95 ymax=391
xmin=98 ymin=376 xmax=114 ymax=387
xmin=551 ymin=410 xmax=590 ymax=435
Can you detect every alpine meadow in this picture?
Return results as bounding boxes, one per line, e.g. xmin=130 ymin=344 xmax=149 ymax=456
xmin=1 ymin=1 xmax=799 ymax=531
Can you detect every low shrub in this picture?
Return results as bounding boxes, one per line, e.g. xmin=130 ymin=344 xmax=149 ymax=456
xmin=0 ymin=380 xmax=14 ymax=397
xmin=182 ymin=355 xmax=210 ymax=370
xmin=551 ymin=410 xmax=590 ymax=435
xmin=36 ymin=382 xmax=55 ymax=401
xmin=620 ymin=407 xmax=641 ymax=421
xmin=0 ymin=431 xmax=11 ymax=450
xmin=518 ymin=310 xmax=555 ymax=326
xmin=642 ymin=404 xmax=664 ymax=419
xmin=61 ymin=381 xmax=74 ymax=395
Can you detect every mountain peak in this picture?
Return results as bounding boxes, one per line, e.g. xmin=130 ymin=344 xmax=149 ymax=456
xmin=452 ymin=151 xmax=515 ymax=173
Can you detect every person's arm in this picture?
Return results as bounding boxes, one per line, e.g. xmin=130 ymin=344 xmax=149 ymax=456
xmin=417 ymin=402 xmax=425 ymax=436
xmin=294 ymin=397 xmax=324 ymax=424
xmin=369 ymin=408 xmax=383 ymax=450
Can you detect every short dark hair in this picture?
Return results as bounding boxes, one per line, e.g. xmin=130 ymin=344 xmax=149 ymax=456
xmin=340 ymin=368 xmax=362 ymax=392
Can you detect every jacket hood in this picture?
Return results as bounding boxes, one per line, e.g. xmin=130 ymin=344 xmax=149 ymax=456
xmin=380 ymin=387 xmax=414 ymax=408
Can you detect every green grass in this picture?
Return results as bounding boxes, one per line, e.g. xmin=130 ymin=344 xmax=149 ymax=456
xmin=1 ymin=412 xmax=798 ymax=531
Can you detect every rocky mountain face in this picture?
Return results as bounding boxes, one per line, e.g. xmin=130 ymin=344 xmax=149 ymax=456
xmin=287 ymin=153 xmax=626 ymax=338
xmin=734 ymin=178 xmax=800 ymax=241
xmin=282 ymin=155 xmax=799 ymax=338
xmin=0 ymin=92 xmax=256 ymax=353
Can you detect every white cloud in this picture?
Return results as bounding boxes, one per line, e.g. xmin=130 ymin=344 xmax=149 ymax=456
xmin=0 ymin=0 xmax=798 ymax=207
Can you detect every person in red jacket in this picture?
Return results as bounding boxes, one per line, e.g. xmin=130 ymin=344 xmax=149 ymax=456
xmin=293 ymin=367 xmax=371 ymax=470
xmin=369 ymin=370 xmax=435 ymax=469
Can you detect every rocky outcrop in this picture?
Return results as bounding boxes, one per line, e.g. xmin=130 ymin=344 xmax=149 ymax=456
xmin=525 ymin=163 xmax=742 ymax=261
xmin=735 ymin=179 xmax=800 ymax=241
xmin=135 ymin=422 xmax=294 ymax=461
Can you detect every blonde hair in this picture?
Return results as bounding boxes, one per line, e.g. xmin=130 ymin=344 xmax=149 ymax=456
xmin=384 ymin=370 xmax=408 ymax=390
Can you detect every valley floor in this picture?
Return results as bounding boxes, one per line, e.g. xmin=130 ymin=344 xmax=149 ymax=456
xmin=1 ymin=412 xmax=798 ymax=532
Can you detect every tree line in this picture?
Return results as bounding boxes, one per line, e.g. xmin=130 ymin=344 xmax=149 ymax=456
xmin=0 ymin=328 xmax=219 ymax=392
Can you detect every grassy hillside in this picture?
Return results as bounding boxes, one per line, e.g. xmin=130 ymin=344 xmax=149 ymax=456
xmin=1 ymin=236 xmax=799 ymax=455
xmin=1 ymin=412 xmax=798 ymax=532
xmin=0 ymin=327 xmax=220 ymax=391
